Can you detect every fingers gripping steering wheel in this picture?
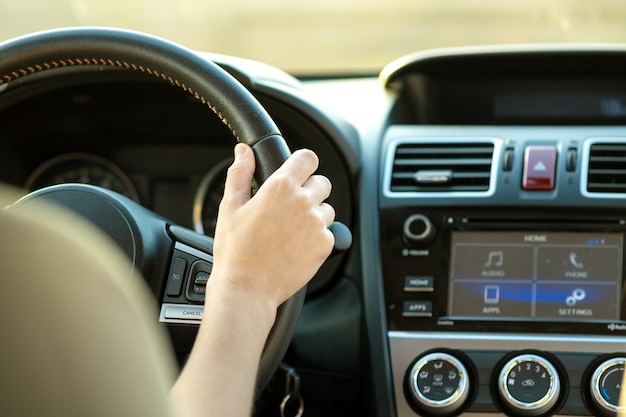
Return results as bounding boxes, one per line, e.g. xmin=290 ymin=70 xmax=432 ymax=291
xmin=0 ymin=27 xmax=350 ymax=392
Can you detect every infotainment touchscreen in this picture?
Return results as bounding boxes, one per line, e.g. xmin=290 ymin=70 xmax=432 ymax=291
xmin=448 ymin=231 xmax=623 ymax=322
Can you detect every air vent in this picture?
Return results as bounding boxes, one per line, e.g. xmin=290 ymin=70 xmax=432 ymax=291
xmin=389 ymin=142 xmax=494 ymax=193
xmin=587 ymin=142 xmax=626 ymax=193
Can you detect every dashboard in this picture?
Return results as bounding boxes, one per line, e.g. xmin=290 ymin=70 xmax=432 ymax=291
xmin=3 ymin=39 xmax=626 ymax=417
xmin=369 ymin=46 xmax=626 ymax=417
xmin=0 ymin=64 xmax=357 ymax=297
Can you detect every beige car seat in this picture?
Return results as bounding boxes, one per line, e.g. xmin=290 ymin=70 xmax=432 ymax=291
xmin=0 ymin=185 xmax=175 ymax=417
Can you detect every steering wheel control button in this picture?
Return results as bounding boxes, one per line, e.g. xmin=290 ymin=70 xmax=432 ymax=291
xmin=166 ymin=257 xmax=187 ymax=297
xmin=497 ymin=353 xmax=561 ymax=417
xmin=163 ymin=304 xmax=204 ymax=321
xmin=404 ymin=276 xmax=434 ymax=292
xmin=522 ymin=146 xmax=557 ymax=191
xmin=589 ymin=356 xmax=626 ymax=415
xmin=193 ymin=270 xmax=210 ymax=295
xmin=186 ymin=261 xmax=212 ymax=302
xmin=403 ymin=301 xmax=433 ymax=317
xmin=407 ymin=352 xmax=470 ymax=416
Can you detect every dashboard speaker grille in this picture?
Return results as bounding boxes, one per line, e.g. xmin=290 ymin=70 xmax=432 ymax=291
xmin=587 ymin=143 xmax=626 ymax=193
xmin=390 ymin=142 xmax=494 ymax=192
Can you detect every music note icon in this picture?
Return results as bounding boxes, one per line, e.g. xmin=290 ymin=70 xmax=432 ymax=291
xmin=484 ymin=251 xmax=504 ymax=267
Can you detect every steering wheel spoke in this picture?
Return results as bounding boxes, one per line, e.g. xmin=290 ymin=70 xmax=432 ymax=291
xmin=159 ymin=235 xmax=214 ymax=325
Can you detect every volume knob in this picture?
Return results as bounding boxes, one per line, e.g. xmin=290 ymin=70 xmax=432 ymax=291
xmin=403 ymin=214 xmax=435 ymax=244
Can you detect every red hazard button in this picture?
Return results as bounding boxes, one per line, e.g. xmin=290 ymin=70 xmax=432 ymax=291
xmin=522 ymin=146 xmax=557 ymax=190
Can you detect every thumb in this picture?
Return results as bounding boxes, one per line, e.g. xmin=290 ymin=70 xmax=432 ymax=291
xmin=221 ymin=143 xmax=256 ymax=209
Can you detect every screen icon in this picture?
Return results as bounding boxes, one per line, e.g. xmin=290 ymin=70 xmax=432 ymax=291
xmin=484 ymin=285 xmax=500 ymax=304
xmin=569 ymin=252 xmax=584 ymax=269
xmin=484 ymin=251 xmax=504 ymax=268
xmin=565 ymin=288 xmax=586 ymax=306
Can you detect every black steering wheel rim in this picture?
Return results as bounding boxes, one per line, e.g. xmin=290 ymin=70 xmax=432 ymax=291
xmin=0 ymin=26 xmax=303 ymax=392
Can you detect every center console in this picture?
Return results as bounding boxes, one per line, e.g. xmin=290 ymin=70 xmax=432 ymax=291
xmin=380 ymin=126 xmax=626 ymax=417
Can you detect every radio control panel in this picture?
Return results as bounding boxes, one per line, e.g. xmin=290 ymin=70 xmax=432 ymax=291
xmin=381 ymin=208 xmax=626 ymax=416
xmin=381 ymin=208 xmax=626 ymax=336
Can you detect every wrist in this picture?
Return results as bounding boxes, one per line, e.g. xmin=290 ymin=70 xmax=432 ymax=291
xmin=203 ymin=273 xmax=278 ymax=334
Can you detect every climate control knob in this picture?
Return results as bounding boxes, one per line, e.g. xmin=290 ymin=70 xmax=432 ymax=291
xmin=588 ymin=356 xmax=625 ymax=415
xmin=403 ymin=214 xmax=435 ymax=244
xmin=407 ymin=352 xmax=471 ymax=416
xmin=496 ymin=353 xmax=561 ymax=417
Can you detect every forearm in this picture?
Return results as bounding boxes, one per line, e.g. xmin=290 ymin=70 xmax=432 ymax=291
xmin=168 ymin=144 xmax=334 ymax=417
xmin=169 ymin=278 xmax=277 ymax=417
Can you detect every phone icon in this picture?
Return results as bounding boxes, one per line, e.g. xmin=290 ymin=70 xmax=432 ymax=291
xmin=569 ymin=252 xmax=584 ymax=269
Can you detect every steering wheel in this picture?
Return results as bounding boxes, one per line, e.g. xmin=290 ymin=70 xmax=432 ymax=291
xmin=0 ymin=27 xmax=350 ymax=392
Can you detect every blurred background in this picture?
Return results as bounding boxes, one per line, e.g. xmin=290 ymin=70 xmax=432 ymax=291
xmin=2 ymin=0 xmax=626 ymax=75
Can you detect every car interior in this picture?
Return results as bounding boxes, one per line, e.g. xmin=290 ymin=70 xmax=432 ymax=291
xmin=2 ymin=2 xmax=626 ymax=417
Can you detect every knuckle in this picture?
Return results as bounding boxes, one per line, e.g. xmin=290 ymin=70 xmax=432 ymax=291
xmin=265 ymin=171 xmax=293 ymax=193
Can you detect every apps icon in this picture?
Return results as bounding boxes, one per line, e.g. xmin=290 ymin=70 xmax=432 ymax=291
xmin=484 ymin=285 xmax=500 ymax=304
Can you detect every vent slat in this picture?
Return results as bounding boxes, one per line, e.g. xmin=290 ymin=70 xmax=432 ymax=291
xmin=588 ymin=183 xmax=626 ymax=190
xmin=396 ymin=147 xmax=494 ymax=155
xmin=389 ymin=142 xmax=494 ymax=193
xmin=589 ymin=157 xmax=626 ymax=163
xmin=587 ymin=142 xmax=626 ymax=194
xmin=391 ymin=185 xmax=490 ymax=192
xmin=394 ymin=158 xmax=492 ymax=166
xmin=392 ymin=172 xmax=491 ymax=180
xmin=588 ymin=169 xmax=626 ymax=175
xmin=588 ymin=145 xmax=626 ymax=152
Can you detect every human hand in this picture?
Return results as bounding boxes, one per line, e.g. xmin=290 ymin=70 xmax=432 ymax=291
xmin=210 ymin=143 xmax=335 ymax=310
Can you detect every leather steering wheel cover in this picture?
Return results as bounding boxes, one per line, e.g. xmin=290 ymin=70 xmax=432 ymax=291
xmin=0 ymin=27 xmax=301 ymax=392
xmin=0 ymin=27 xmax=280 ymax=146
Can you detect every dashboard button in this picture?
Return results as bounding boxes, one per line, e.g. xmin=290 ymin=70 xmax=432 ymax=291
xmin=566 ymin=148 xmax=578 ymax=172
xmin=403 ymin=301 xmax=433 ymax=317
xmin=503 ymin=147 xmax=515 ymax=171
xmin=522 ymin=146 xmax=557 ymax=190
xmin=404 ymin=276 xmax=434 ymax=292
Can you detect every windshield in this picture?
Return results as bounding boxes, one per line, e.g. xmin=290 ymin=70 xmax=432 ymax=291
xmin=2 ymin=0 xmax=626 ymax=75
